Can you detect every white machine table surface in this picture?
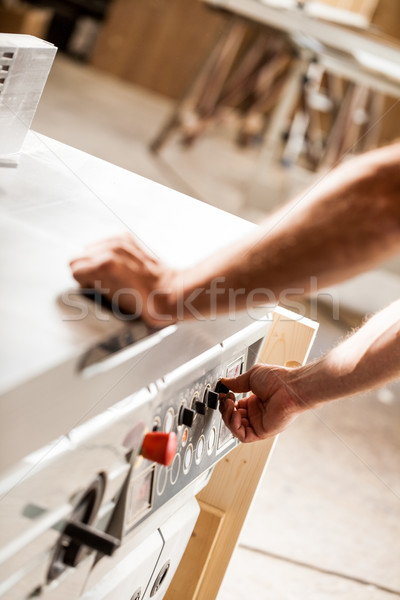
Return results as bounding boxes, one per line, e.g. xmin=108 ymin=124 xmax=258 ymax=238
xmin=0 ymin=131 xmax=266 ymax=471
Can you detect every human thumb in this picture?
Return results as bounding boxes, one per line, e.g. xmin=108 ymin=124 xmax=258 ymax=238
xmin=221 ymin=370 xmax=251 ymax=393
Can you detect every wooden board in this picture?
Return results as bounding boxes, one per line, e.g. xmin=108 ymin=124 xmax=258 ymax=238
xmin=306 ymin=0 xmax=379 ymax=20
xmin=91 ymin=0 xmax=228 ymax=99
xmin=164 ymin=306 xmax=318 ymax=600
xmin=0 ymin=6 xmax=52 ymax=38
xmin=372 ymin=0 xmax=400 ymax=41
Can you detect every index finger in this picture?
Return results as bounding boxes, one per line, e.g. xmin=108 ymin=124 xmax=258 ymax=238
xmin=221 ymin=370 xmax=251 ymax=394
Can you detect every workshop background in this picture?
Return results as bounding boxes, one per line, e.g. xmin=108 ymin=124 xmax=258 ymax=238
xmin=2 ymin=0 xmax=400 ymax=598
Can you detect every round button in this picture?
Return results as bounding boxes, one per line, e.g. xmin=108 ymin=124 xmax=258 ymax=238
xmin=207 ymin=427 xmax=216 ymax=454
xmin=170 ymin=453 xmax=181 ymax=485
xmin=183 ymin=444 xmax=193 ymax=474
xmin=152 ymin=417 xmax=161 ymax=432
xmin=156 ymin=466 xmax=168 ymax=496
xmin=164 ymin=409 xmax=174 ymax=433
xmin=195 ymin=435 xmax=205 ymax=464
xmin=181 ymin=427 xmax=188 ymax=447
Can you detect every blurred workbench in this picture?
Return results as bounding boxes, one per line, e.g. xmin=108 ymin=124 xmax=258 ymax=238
xmin=91 ymin=0 xmax=400 ymax=178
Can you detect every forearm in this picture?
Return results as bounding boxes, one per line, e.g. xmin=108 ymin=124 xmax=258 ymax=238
xmin=70 ymin=144 xmax=400 ymax=327
xmin=172 ymin=144 xmax=400 ymax=318
xmin=218 ymin=299 xmax=400 ymax=441
xmin=287 ymin=299 xmax=400 ymax=409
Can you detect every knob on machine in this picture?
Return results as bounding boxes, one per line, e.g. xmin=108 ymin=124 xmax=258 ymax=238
xmin=194 ymin=399 xmax=206 ymax=415
xmin=178 ymin=406 xmax=195 ymax=427
xmin=141 ymin=432 xmax=177 ymax=466
xmin=47 ymin=475 xmax=108 ymax=581
xmin=215 ymin=380 xmax=230 ymax=394
xmin=204 ymin=389 xmax=219 ymax=410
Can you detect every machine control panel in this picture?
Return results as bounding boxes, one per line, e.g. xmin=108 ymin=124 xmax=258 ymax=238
xmin=122 ymin=330 xmax=265 ymax=535
xmin=150 ymin=357 xmax=245 ymax=512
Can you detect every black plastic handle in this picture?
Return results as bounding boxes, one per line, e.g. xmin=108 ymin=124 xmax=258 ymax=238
xmin=64 ymin=521 xmax=120 ymax=557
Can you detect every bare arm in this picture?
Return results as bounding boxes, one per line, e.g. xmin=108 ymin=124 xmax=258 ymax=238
xmin=219 ymin=299 xmax=400 ymax=442
xmin=177 ymin=143 xmax=400 ymax=318
xmin=70 ymin=143 xmax=400 ymax=323
xmin=70 ymin=144 xmax=400 ymax=436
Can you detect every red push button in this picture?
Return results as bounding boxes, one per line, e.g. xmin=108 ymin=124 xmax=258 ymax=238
xmin=141 ymin=432 xmax=177 ymax=466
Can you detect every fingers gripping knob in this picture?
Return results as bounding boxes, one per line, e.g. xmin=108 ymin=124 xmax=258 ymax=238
xmin=141 ymin=432 xmax=177 ymax=466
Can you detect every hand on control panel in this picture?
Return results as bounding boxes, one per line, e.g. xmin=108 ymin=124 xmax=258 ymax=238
xmin=218 ymin=364 xmax=304 ymax=443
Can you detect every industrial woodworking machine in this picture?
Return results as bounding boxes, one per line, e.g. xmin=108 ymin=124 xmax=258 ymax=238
xmin=0 ymin=34 xmax=276 ymax=599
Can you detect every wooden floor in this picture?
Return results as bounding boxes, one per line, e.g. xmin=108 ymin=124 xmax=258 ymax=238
xmin=33 ymin=54 xmax=400 ymax=600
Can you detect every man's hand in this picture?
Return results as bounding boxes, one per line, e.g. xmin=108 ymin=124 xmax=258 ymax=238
xmin=70 ymin=233 xmax=178 ymax=326
xmin=220 ymin=296 xmax=400 ymax=443
xmin=219 ymin=364 xmax=305 ymax=443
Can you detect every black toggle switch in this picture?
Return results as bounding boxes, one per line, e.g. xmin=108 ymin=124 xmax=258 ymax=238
xmin=194 ymin=399 xmax=206 ymax=415
xmin=215 ymin=380 xmax=229 ymax=394
xmin=63 ymin=521 xmax=120 ymax=558
xmin=205 ymin=389 xmax=219 ymax=410
xmin=179 ymin=406 xmax=195 ymax=427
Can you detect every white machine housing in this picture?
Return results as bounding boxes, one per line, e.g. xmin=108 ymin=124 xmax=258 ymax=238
xmin=0 ymin=129 xmax=275 ymax=599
